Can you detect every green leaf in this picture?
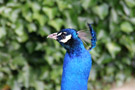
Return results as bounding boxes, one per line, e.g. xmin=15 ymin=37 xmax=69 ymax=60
xmin=48 ymin=19 xmax=63 ymax=31
xmin=0 ymin=0 xmax=4 ymax=4
xmin=25 ymin=41 xmax=36 ymax=53
xmin=38 ymin=28 xmax=47 ymax=36
xmin=12 ymin=55 xmax=27 ymax=66
xmin=110 ymin=8 xmax=118 ymax=23
xmin=56 ymin=0 xmax=71 ymax=11
xmin=22 ymin=4 xmax=33 ymax=22
xmin=35 ymin=42 xmax=43 ymax=51
xmin=120 ymin=35 xmax=135 ymax=56
xmin=11 ymin=41 xmax=20 ymax=50
xmin=27 ymin=23 xmax=37 ymax=33
xmin=43 ymin=0 xmax=55 ymax=6
xmin=34 ymin=81 xmax=45 ymax=90
xmin=42 ymin=7 xmax=57 ymax=20
xmin=82 ymin=0 xmax=91 ymax=9
xmin=106 ymin=66 xmax=115 ymax=75
xmin=125 ymin=0 xmax=135 ymax=8
xmin=0 ymin=41 xmax=4 ymax=47
xmin=33 ymin=13 xmax=46 ymax=26
xmin=120 ymin=21 xmax=133 ymax=33
xmin=10 ymin=9 xmax=20 ymax=23
xmin=45 ymin=55 xmax=54 ymax=65
xmin=106 ymin=42 xmax=121 ymax=58
xmin=129 ymin=17 xmax=135 ymax=24
xmin=82 ymin=0 xmax=97 ymax=9
xmin=16 ymin=35 xmax=28 ymax=43
xmin=31 ymin=2 xmax=41 ymax=12
xmin=92 ymin=4 xmax=109 ymax=20
xmin=20 ymin=64 xmax=30 ymax=88
xmin=0 ymin=27 xmax=6 ymax=39
xmin=64 ymin=11 xmax=78 ymax=28
xmin=121 ymin=1 xmax=131 ymax=16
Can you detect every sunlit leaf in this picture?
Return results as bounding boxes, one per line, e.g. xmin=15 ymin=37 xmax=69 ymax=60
xmin=92 ymin=4 xmax=109 ymax=20
xmin=56 ymin=0 xmax=71 ymax=11
xmin=42 ymin=7 xmax=57 ymax=20
xmin=48 ymin=19 xmax=63 ymax=31
xmin=125 ymin=0 xmax=135 ymax=8
xmin=120 ymin=21 xmax=133 ymax=33
xmin=0 ymin=27 xmax=6 ymax=39
xmin=106 ymin=42 xmax=121 ymax=58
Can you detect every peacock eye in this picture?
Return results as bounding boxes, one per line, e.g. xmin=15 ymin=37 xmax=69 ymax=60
xmin=61 ymin=33 xmax=66 ymax=39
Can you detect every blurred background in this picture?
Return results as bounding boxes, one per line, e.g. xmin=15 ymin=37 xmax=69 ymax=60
xmin=0 ymin=0 xmax=135 ymax=90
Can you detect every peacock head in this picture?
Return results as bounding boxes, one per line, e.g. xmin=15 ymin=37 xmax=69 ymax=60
xmin=47 ymin=28 xmax=83 ymax=50
xmin=47 ymin=23 xmax=96 ymax=52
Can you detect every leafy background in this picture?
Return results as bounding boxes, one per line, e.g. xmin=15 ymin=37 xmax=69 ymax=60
xmin=0 ymin=0 xmax=135 ymax=90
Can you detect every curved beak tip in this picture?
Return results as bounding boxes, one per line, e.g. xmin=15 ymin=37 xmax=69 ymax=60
xmin=47 ymin=33 xmax=57 ymax=40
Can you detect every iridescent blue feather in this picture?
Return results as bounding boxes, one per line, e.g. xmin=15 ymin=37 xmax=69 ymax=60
xmin=87 ymin=23 xmax=96 ymax=51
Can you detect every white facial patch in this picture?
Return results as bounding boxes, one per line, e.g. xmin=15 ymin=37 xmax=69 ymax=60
xmin=57 ymin=32 xmax=62 ymax=36
xmin=63 ymin=32 xmax=67 ymax=34
xmin=60 ymin=34 xmax=72 ymax=43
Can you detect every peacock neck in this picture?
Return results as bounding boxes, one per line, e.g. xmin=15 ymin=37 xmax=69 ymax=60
xmin=67 ymin=38 xmax=86 ymax=55
xmin=61 ymin=42 xmax=91 ymax=90
xmin=61 ymin=38 xmax=91 ymax=90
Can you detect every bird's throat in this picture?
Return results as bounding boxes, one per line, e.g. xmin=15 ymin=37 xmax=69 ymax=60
xmin=66 ymin=38 xmax=85 ymax=55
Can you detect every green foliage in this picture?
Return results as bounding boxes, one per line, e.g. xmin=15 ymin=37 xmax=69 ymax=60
xmin=0 ymin=0 xmax=135 ymax=90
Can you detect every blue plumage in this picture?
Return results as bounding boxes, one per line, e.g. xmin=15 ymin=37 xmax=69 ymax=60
xmin=88 ymin=23 xmax=97 ymax=51
xmin=47 ymin=23 xmax=96 ymax=90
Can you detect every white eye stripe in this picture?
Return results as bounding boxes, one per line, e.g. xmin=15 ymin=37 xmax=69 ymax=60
xmin=57 ymin=32 xmax=67 ymax=36
xmin=63 ymin=32 xmax=67 ymax=34
xmin=60 ymin=34 xmax=72 ymax=43
xmin=57 ymin=32 xmax=62 ymax=36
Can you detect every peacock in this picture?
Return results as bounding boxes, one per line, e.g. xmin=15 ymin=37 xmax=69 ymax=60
xmin=47 ymin=23 xmax=96 ymax=90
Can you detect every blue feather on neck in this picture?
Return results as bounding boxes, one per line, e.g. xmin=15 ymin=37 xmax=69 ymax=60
xmin=61 ymin=34 xmax=92 ymax=90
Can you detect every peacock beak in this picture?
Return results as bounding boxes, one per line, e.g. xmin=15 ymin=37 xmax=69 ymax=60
xmin=47 ymin=33 xmax=58 ymax=40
